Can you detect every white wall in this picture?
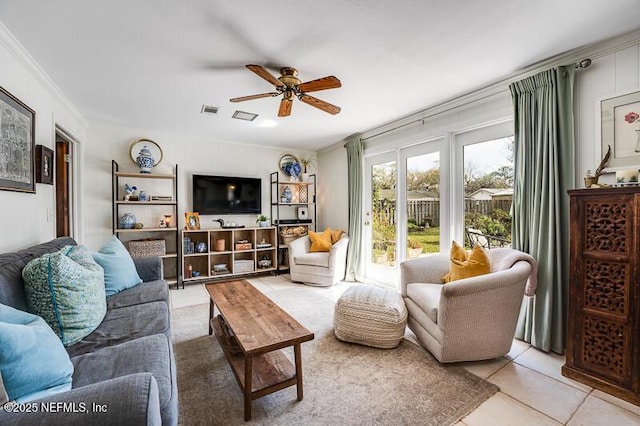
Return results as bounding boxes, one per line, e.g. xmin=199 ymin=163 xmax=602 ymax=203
xmin=83 ymin=123 xmax=316 ymax=249
xmin=0 ymin=23 xmax=86 ymax=252
xmin=317 ymin=142 xmax=348 ymax=232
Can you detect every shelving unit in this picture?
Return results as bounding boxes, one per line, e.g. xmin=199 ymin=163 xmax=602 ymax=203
xmin=181 ymin=227 xmax=277 ymax=283
xmin=112 ymin=160 xmax=180 ymax=287
xmin=270 ymin=172 xmax=317 ymax=274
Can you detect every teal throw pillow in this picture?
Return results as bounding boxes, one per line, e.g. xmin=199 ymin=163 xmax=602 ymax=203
xmin=22 ymin=245 xmax=107 ymax=346
xmin=92 ymin=236 xmax=143 ymax=296
xmin=0 ymin=303 xmax=74 ymax=402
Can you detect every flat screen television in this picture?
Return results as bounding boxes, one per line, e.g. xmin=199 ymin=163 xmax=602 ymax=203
xmin=192 ymin=174 xmax=261 ymax=215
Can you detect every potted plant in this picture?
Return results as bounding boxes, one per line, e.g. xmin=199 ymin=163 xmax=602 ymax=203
xmin=256 ymin=214 xmax=269 ymax=227
xmin=298 ymin=155 xmax=316 ymax=182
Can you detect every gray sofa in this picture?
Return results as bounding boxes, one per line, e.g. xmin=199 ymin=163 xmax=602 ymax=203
xmin=0 ymin=237 xmax=177 ymax=425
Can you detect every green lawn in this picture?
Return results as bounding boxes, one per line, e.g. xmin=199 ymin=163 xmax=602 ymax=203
xmin=408 ymin=227 xmax=440 ymax=253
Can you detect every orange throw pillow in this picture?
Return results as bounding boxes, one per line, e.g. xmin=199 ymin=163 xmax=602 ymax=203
xmin=309 ymin=229 xmax=332 ymax=252
xmin=442 ymin=241 xmax=490 ymax=283
xmin=330 ymin=229 xmax=344 ymax=244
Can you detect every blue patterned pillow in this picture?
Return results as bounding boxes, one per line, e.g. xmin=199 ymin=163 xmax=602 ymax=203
xmin=22 ymin=245 xmax=107 ymax=346
xmin=0 ymin=303 xmax=74 ymax=402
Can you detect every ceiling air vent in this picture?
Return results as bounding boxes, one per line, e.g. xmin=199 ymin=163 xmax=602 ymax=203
xmin=232 ymin=110 xmax=258 ymax=121
xmin=201 ymin=105 xmax=219 ymax=114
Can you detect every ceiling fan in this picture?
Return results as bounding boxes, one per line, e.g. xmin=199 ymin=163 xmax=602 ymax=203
xmin=230 ymin=64 xmax=341 ymax=117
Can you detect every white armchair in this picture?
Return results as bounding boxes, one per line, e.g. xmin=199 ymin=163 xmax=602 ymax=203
xmin=288 ymin=234 xmax=349 ymax=287
xmin=400 ymin=248 xmax=533 ymax=363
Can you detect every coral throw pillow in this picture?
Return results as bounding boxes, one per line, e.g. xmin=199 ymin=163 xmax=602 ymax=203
xmin=309 ymin=229 xmax=333 ymax=252
xmin=442 ymin=240 xmax=490 ymax=283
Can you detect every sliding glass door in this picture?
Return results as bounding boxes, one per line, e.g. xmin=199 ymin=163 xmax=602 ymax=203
xmin=364 ymin=139 xmax=448 ymax=286
xmin=364 ymin=152 xmax=397 ymax=285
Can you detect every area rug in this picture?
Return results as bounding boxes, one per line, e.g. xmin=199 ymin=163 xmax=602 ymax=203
xmin=171 ymin=287 xmax=498 ymax=425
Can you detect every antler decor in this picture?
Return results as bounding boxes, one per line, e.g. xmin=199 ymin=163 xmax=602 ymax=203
xmin=584 ymin=145 xmax=611 ymax=188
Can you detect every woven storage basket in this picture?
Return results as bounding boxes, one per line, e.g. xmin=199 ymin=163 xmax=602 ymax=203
xmin=128 ymin=239 xmax=166 ymax=258
xmin=235 ymin=242 xmax=252 ymax=250
xmin=233 ymin=260 xmax=254 ymax=273
xmin=334 ymin=285 xmax=407 ymax=349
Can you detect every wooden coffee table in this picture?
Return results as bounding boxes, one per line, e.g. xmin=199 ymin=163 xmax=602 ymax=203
xmin=206 ymin=280 xmax=314 ymax=421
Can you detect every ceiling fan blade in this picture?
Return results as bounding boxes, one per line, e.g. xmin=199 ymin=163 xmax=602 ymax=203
xmin=278 ymin=99 xmax=292 ymax=117
xmin=297 ymin=76 xmax=341 ymax=93
xmin=230 ymin=92 xmax=280 ymax=102
xmin=298 ymin=94 xmax=341 ymax=115
xmin=246 ymin=64 xmax=285 ymax=88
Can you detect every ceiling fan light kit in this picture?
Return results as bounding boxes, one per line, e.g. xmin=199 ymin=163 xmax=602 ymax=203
xmin=230 ymin=64 xmax=341 ymax=117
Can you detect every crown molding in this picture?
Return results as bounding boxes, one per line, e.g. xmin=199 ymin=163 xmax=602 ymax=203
xmin=0 ymin=20 xmax=88 ymax=127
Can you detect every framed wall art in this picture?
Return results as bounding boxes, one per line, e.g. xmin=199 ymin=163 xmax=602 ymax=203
xmin=0 ymin=85 xmax=35 ymax=193
xmin=35 ymin=145 xmax=54 ymax=185
xmin=184 ymin=212 xmax=200 ymax=230
xmin=599 ymin=89 xmax=640 ymax=169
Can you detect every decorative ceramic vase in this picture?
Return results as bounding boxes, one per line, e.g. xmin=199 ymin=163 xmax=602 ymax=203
xmin=281 ymin=186 xmax=293 ymax=203
xmin=195 ymin=242 xmax=207 ymax=253
xmin=120 ymin=213 xmax=136 ymax=229
xmin=136 ymin=145 xmax=155 ymax=173
xmin=139 ymin=191 xmax=147 ymax=202
xmin=215 ymin=239 xmax=225 ymax=251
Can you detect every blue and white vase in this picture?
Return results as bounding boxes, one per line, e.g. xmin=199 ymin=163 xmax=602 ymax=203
xmin=281 ymin=186 xmax=293 ymax=203
xmin=136 ymin=146 xmax=155 ymax=173
xmin=120 ymin=213 xmax=136 ymax=229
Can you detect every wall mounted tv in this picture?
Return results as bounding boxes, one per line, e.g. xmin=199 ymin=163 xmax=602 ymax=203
xmin=192 ymin=174 xmax=261 ymax=215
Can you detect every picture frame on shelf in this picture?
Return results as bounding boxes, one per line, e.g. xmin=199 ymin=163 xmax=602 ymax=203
xmin=35 ymin=145 xmax=54 ymax=184
xmin=0 ymin=85 xmax=35 ymax=193
xmin=185 ymin=212 xmax=200 ymax=230
xmin=599 ymin=89 xmax=640 ymax=168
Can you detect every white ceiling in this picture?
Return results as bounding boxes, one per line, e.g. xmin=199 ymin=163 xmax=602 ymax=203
xmin=1 ymin=1 xmax=640 ymax=151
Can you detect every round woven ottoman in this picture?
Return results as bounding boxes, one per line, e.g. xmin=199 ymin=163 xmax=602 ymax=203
xmin=334 ymin=285 xmax=407 ymax=349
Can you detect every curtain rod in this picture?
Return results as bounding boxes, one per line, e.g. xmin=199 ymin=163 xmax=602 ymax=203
xmin=362 ymin=58 xmax=592 ymax=142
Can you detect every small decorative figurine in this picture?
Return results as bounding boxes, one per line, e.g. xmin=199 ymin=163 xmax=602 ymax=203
xmin=136 ymin=145 xmax=155 ymax=173
xmin=124 ymin=184 xmax=137 ymax=201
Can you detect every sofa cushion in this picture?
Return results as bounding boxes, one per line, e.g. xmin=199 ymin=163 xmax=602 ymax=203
xmin=294 ymin=252 xmax=330 ymax=268
xmin=71 ymin=334 xmax=177 ymax=426
xmin=92 ymin=236 xmax=142 ymax=296
xmin=0 ymin=237 xmax=76 ymax=312
xmin=309 ymin=229 xmax=332 ymax=252
xmin=66 ymin=301 xmax=170 ymax=358
xmin=22 ymin=245 xmax=107 ymax=346
xmin=0 ymin=303 xmax=74 ymax=402
xmin=107 ymin=279 xmax=169 ymax=310
xmin=442 ymin=241 xmax=490 ymax=283
xmin=406 ymin=283 xmax=442 ymax=323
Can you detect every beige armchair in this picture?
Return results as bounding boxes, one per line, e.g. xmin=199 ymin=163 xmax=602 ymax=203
xmin=288 ymin=234 xmax=349 ymax=287
xmin=400 ymin=248 xmax=533 ymax=363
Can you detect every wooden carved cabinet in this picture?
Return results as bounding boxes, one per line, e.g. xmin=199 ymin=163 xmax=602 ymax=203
xmin=563 ymin=188 xmax=640 ymax=405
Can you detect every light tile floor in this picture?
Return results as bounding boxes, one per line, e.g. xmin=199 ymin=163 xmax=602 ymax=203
xmin=170 ymin=277 xmax=640 ymax=425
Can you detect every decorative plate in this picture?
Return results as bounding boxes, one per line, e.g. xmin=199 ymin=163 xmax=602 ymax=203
xmin=129 ymin=138 xmax=163 ymax=168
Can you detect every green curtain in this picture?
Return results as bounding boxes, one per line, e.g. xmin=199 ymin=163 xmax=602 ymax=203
xmin=344 ymin=137 xmax=364 ymax=282
xmin=510 ymin=65 xmax=575 ymax=354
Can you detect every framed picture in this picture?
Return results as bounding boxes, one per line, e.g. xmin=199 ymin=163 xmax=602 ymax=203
xmin=185 ymin=212 xmax=200 ymax=230
xmin=35 ymin=145 xmax=54 ymax=184
xmin=0 ymin=85 xmax=35 ymax=193
xmin=599 ymin=89 xmax=640 ymax=169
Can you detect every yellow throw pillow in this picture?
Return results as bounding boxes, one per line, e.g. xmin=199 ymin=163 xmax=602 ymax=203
xmin=330 ymin=229 xmax=344 ymax=244
xmin=309 ymin=229 xmax=332 ymax=252
xmin=442 ymin=240 xmax=468 ymax=283
xmin=443 ymin=243 xmax=490 ymax=283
